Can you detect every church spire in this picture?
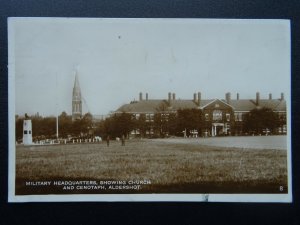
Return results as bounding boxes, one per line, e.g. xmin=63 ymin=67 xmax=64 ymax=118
xmin=72 ymin=70 xmax=82 ymax=121
xmin=74 ymin=71 xmax=80 ymax=89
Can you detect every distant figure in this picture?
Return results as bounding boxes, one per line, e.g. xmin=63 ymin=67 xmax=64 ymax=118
xmin=121 ymin=135 xmax=125 ymax=146
xmin=182 ymin=129 xmax=187 ymax=138
xmin=106 ymin=135 xmax=110 ymax=147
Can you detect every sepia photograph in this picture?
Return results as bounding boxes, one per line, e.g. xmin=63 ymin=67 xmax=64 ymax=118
xmin=8 ymin=18 xmax=291 ymax=202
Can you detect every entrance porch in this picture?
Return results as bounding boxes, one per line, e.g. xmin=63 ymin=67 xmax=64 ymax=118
xmin=211 ymin=123 xmax=230 ymax=136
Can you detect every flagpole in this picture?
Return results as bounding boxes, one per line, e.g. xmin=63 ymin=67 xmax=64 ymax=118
xmin=56 ymin=72 xmax=59 ymax=140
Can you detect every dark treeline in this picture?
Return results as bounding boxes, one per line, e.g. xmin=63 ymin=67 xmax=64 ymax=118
xmin=243 ymin=107 xmax=282 ymax=134
xmin=16 ymin=112 xmax=93 ymax=141
xmin=15 ymin=107 xmax=283 ymax=141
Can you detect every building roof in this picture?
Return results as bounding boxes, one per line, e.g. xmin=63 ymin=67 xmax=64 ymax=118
xmin=229 ymin=100 xmax=257 ymax=111
xmin=116 ymin=100 xmax=164 ymax=113
xmin=258 ymin=99 xmax=286 ymax=111
xmin=168 ymin=100 xmax=198 ymax=110
xmin=115 ymin=97 xmax=286 ymax=114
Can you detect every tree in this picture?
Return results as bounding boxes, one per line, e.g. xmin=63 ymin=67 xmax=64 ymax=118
xmin=15 ymin=117 xmax=23 ymax=141
xmin=177 ymin=109 xmax=202 ymax=136
xmin=70 ymin=112 xmax=94 ymax=137
xmin=94 ymin=120 xmax=106 ymax=137
xmin=115 ymin=113 xmax=135 ymax=137
xmin=167 ymin=113 xmax=178 ymax=136
xmin=81 ymin=112 xmax=94 ymax=135
xmin=101 ymin=113 xmax=135 ymax=138
xmin=153 ymin=101 xmax=170 ymax=137
xmin=244 ymin=107 xmax=280 ymax=134
xmin=136 ymin=114 xmax=147 ymax=138
xmin=31 ymin=116 xmax=56 ymax=138
xmin=58 ymin=112 xmax=72 ymax=138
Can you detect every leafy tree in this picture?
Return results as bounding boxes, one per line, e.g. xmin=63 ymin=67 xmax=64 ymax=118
xmin=136 ymin=114 xmax=147 ymax=137
xmin=177 ymin=109 xmax=202 ymax=136
xmin=244 ymin=107 xmax=280 ymax=134
xmin=15 ymin=117 xmax=24 ymax=141
xmin=100 ymin=113 xmax=135 ymax=138
xmin=167 ymin=113 xmax=178 ymax=136
xmin=94 ymin=120 xmax=106 ymax=137
xmin=32 ymin=116 xmax=56 ymax=138
xmin=58 ymin=111 xmax=72 ymax=138
xmin=153 ymin=113 xmax=164 ymax=136
xmin=81 ymin=112 xmax=94 ymax=135
xmin=114 ymin=113 xmax=135 ymax=137
xmin=154 ymin=101 xmax=170 ymax=137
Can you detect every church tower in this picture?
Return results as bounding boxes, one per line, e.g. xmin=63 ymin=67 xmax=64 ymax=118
xmin=72 ymin=72 xmax=82 ymax=121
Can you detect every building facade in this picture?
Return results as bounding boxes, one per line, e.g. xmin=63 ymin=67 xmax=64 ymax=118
xmin=115 ymin=92 xmax=287 ymax=137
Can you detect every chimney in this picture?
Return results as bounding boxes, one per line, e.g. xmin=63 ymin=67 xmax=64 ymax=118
xmin=226 ymin=92 xmax=231 ymax=104
xmin=269 ymin=93 xmax=272 ymax=100
xmin=197 ymin=92 xmax=201 ymax=106
xmin=237 ymin=93 xmax=239 ymax=100
xmin=139 ymin=92 xmax=143 ymax=101
xmin=193 ymin=93 xmax=197 ymax=102
xmin=168 ymin=92 xmax=172 ymax=103
xmin=172 ymin=93 xmax=176 ymax=100
xmin=256 ymin=92 xmax=260 ymax=105
xmin=146 ymin=93 xmax=148 ymax=101
xmin=281 ymin=93 xmax=284 ymax=101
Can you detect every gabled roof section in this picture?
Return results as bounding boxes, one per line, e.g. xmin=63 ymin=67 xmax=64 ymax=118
xmin=201 ymin=99 xmax=234 ymax=110
xmin=199 ymin=99 xmax=215 ymax=108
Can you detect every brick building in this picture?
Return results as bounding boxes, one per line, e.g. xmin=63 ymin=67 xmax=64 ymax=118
xmin=115 ymin=92 xmax=286 ymax=137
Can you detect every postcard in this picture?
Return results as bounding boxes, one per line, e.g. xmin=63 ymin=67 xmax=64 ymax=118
xmin=8 ymin=18 xmax=292 ymax=202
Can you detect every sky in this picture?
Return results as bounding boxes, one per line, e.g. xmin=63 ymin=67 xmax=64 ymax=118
xmin=9 ymin=18 xmax=290 ymax=117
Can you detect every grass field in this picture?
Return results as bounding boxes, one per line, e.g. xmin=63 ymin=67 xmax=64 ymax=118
xmin=15 ymin=137 xmax=288 ymax=194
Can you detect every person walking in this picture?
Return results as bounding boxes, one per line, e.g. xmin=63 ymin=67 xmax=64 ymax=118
xmin=121 ymin=134 xmax=125 ymax=146
xmin=106 ymin=135 xmax=110 ymax=147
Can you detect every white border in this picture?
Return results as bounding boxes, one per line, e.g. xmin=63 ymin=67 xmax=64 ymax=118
xmin=8 ymin=18 xmax=292 ymax=203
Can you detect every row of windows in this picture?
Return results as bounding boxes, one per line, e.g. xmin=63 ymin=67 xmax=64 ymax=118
xmin=133 ymin=113 xmax=155 ymax=121
xmin=205 ymin=110 xmax=231 ymax=122
xmin=278 ymin=112 xmax=287 ymax=121
xmin=24 ymin=130 xmax=31 ymax=134
xmin=131 ymin=112 xmax=286 ymax=123
xmin=235 ymin=113 xmax=243 ymax=122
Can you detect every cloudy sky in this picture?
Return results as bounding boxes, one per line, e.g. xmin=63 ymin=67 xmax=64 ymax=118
xmin=9 ymin=18 xmax=290 ymax=117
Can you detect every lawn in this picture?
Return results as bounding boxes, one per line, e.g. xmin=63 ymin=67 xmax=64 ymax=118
xmin=15 ymin=137 xmax=288 ymax=194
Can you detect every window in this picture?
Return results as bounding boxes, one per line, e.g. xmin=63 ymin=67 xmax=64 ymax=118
xmin=150 ymin=114 xmax=154 ymax=121
xmin=29 ymin=131 xmax=31 ymax=134
xmin=278 ymin=112 xmax=286 ymax=121
xmin=162 ymin=113 xmax=169 ymax=121
xmin=213 ymin=110 xmax=222 ymax=121
xmin=146 ymin=114 xmax=154 ymax=122
xmin=234 ymin=113 xmax=243 ymax=121
xmin=24 ymin=130 xmax=28 ymax=134
xmin=205 ymin=113 xmax=209 ymax=121
xmin=146 ymin=114 xmax=150 ymax=122
xmin=226 ymin=114 xmax=230 ymax=121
